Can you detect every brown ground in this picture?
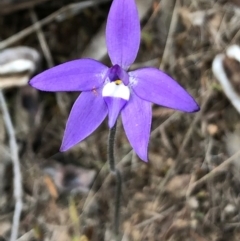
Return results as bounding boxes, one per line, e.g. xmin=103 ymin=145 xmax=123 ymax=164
xmin=1 ymin=0 xmax=240 ymax=240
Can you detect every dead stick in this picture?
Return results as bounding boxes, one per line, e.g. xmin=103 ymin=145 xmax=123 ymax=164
xmin=0 ymin=90 xmax=23 ymax=241
xmin=159 ymin=0 xmax=178 ymax=69
xmin=29 ymin=9 xmax=54 ymax=67
xmin=187 ymin=149 xmax=240 ymax=196
xmin=0 ymin=0 xmax=110 ymax=50
xmin=29 ymin=8 xmax=67 ymax=115
xmin=0 ymin=0 xmax=52 ymax=15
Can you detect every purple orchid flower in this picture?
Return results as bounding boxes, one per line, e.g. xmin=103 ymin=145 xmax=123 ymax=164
xmin=29 ymin=0 xmax=199 ymax=162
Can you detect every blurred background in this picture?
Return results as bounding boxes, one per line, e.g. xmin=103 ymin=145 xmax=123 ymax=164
xmin=0 ymin=0 xmax=240 ymax=240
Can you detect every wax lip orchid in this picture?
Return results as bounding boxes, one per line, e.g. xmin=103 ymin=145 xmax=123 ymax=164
xmin=29 ymin=0 xmax=199 ymax=162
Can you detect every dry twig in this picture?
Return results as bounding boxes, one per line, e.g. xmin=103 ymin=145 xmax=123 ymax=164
xmin=29 ymin=8 xmax=67 ymax=114
xmin=0 ymin=91 xmax=22 ymax=241
xmin=151 ymin=90 xmax=212 ymax=201
xmin=187 ymin=149 xmax=240 ymax=196
xmin=159 ymin=0 xmax=179 ymax=70
xmin=29 ymin=9 xmax=54 ymax=68
xmin=0 ymin=0 xmax=52 ymax=15
xmin=0 ymin=0 xmax=110 ymax=50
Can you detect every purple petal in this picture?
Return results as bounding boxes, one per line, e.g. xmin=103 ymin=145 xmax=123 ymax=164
xmin=60 ymin=90 xmax=107 ymax=151
xmin=130 ymin=68 xmax=200 ymax=112
xmin=29 ymin=58 xmax=108 ymax=92
xmin=104 ymin=97 xmax=127 ymax=128
xmin=121 ymin=93 xmax=151 ymax=162
xmin=106 ymin=0 xmax=140 ymax=70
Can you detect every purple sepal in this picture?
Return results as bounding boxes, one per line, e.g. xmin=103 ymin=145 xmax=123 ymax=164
xmin=60 ymin=90 xmax=108 ymax=151
xmin=29 ymin=58 xmax=108 ymax=92
xmin=106 ymin=0 xmax=140 ymax=70
xmin=130 ymin=68 xmax=200 ymax=112
xmin=122 ymin=93 xmax=151 ymax=162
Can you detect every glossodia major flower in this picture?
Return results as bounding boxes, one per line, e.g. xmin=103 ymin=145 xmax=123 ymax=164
xmin=29 ymin=0 xmax=199 ymax=162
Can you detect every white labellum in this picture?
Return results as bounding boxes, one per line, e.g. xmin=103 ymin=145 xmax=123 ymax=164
xmin=102 ymin=82 xmax=130 ymax=100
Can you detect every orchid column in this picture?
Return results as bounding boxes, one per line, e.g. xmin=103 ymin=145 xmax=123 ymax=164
xmin=30 ymin=0 xmax=199 ymax=236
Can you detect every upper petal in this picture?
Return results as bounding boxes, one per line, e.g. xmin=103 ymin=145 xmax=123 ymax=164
xmin=29 ymin=58 xmax=108 ymax=92
xmin=106 ymin=0 xmax=140 ymax=70
xmin=130 ymin=68 xmax=200 ymax=112
xmin=121 ymin=93 xmax=151 ymax=162
xmin=60 ymin=90 xmax=108 ymax=151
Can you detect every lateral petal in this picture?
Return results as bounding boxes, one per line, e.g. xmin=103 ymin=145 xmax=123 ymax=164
xmin=106 ymin=0 xmax=140 ymax=70
xmin=29 ymin=58 xmax=108 ymax=92
xmin=60 ymin=90 xmax=108 ymax=151
xmin=121 ymin=93 xmax=151 ymax=162
xmin=130 ymin=68 xmax=200 ymax=112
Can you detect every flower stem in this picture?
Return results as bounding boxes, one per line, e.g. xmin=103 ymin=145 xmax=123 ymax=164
xmin=108 ymin=122 xmax=122 ymax=236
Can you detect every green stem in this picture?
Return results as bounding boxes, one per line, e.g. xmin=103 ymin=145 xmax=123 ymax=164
xmin=108 ymin=122 xmax=122 ymax=235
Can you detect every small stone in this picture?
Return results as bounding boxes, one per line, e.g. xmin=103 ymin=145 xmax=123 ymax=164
xmin=190 ymin=219 xmax=198 ymax=229
xmin=187 ymin=197 xmax=199 ymax=209
xmin=224 ymin=204 xmax=236 ymax=214
xmin=166 ymin=175 xmax=191 ymax=199
xmin=207 ymin=124 xmax=218 ymax=136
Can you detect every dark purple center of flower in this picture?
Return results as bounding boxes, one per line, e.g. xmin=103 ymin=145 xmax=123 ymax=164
xmin=107 ymin=64 xmax=129 ymax=85
xmin=108 ymin=64 xmax=122 ymax=81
